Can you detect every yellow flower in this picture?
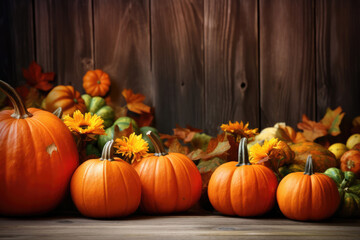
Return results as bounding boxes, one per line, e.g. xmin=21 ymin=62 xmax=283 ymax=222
xmin=249 ymin=138 xmax=280 ymax=164
xmin=220 ymin=121 xmax=258 ymax=139
xmin=63 ymin=110 xmax=106 ymax=135
xmin=115 ymin=133 xmax=149 ymax=163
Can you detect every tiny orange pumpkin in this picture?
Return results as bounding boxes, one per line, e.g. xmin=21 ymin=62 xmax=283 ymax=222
xmin=83 ymin=69 xmax=111 ymax=97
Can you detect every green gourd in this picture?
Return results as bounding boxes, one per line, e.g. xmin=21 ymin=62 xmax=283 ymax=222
xmin=81 ymin=94 xmax=114 ymax=128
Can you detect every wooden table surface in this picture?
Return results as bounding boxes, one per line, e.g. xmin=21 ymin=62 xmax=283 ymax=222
xmin=1 ymin=209 xmax=360 ymax=240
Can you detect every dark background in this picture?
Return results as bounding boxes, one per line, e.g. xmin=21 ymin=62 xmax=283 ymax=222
xmin=0 ymin=0 xmax=359 ymax=135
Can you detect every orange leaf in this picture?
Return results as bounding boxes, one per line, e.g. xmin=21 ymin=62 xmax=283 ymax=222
xmin=122 ymin=89 xmax=151 ymax=114
xmin=22 ymin=61 xmax=54 ymax=91
xmin=297 ymin=114 xmax=328 ymax=141
xmin=134 ymin=110 xmax=154 ymax=127
xmin=168 ymin=138 xmax=190 ymax=155
xmin=277 ymin=124 xmax=306 ymax=143
xmin=114 ymin=123 xmax=134 ymax=139
xmin=320 ymin=106 xmax=345 ymax=136
xmin=161 ymin=125 xmax=203 ymax=144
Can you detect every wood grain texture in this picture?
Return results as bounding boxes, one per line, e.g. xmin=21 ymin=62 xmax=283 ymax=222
xmin=151 ymin=0 xmax=204 ymax=134
xmin=35 ymin=0 xmax=93 ymax=91
xmin=204 ymin=0 xmax=259 ymax=135
xmin=1 ymin=214 xmax=360 ymax=240
xmin=316 ymin=0 xmax=360 ymax=122
xmin=93 ymin=0 xmax=151 ymax=106
xmin=0 ymin=0 xmax=34 ymax=87
xmin=260 ymin=0 xmax=315 ymax=129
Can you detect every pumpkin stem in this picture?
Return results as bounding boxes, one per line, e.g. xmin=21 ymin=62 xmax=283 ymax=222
xmin=304 ymin=155 xmax=314 ymax=175
xmin=236 ymin=137 xmax=251 ymax=166
xmin=101 ymin=140 xmax=115 ymax=161
xmin=53 ymin=107 xmax=63 ymax=119
xmin=0 ymin=80 xmax=32 ymax=119
xmin=146 ymin=131 xmax=167 ymax=156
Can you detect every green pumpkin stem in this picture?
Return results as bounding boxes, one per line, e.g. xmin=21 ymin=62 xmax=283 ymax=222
xmin=0 ymin=80 xmax=32 ymax=119
xmin=236 ymin=137 xmax=251 ymax=166
xmin=304 ymin=155 xmax=314 ymax=175
xmin=146 ymin=131 xmax=167 ymax=156
xmin=101 ymin=140 xmax=115 ymax=161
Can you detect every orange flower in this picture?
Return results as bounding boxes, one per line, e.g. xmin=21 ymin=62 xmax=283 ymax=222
xmin=249 ymin=138 xmax=280 ymax=164
xmin=63 ymin=110 xmax=106 ymax=136
xmin=114 ymin=133 xmax=149 ymax=163
xmin=221 ymin=121 xmax=258 ymax=140
xmin=122 ymin=89 xmax=151 ymax=114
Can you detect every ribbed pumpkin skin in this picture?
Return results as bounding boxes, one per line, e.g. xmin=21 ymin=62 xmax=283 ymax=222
xmin=208 ymin=162 xmax=278 ymax=216
xmin=0 ymin=108 xmax=79 ymax=215
xmin=340 ymin=150 xmax=360 ymax=178
xmin=132 ymin=153 xmax=202 ymax=214
xmin=277 ymin=172 xmax=340 ymax=221
xmin=71 ymin=158 xmax=141 ymax=218
xmin=42 ymin=85 xmax=86 ymax=116
xmin=83 ymin=70 xmax=111 ymax=97
xmin=290 ymin=142 xmax=338 ymax=172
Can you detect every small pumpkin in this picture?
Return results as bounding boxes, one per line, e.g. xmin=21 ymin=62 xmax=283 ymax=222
xmin=0 ymin=80 xmax=78 ymax=216
xmin=340 ymin=150 xmax=360 ymax=178
xmin=71 ymin=140 xmax=141 ymax=218
xmin=290 ymin=141 xmax=338 ymax=172
xmin=208 ymin=138 xmax=278 ymax=216
xmin=83 ymin=69 xmax=111 ymax=97
xmin=277 ymin=155 xmax=340 ymax=221
xmin=132 ymin=131 xmax=202 ymax=214
xmin=98 ymin=117 xmax=139 ymax=150
xmin=42 ymin=85 xmax=86 ymax=116
xmin=81 ymin=94 xmax=115 ymax=128
xmin=324 ymin=167 xmax=360 ymax=217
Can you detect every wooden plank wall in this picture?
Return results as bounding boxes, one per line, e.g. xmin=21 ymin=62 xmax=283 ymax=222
xmin=1 ymin=0 xmax=359 ymax=135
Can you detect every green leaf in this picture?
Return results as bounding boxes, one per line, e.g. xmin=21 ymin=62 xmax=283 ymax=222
xmin=191 ymin=133 xmax=212 ymax=151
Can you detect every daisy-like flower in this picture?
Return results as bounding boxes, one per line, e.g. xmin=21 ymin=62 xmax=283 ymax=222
xmin=221 ymin=121 xmax=258 ymax=140
xmin=249 ymin=138 xmax=280 ymax=164
xmin=63 ymin=110 xmax=106 ymax=136
xmin=114 ymin=133 xmax=149 ymax=163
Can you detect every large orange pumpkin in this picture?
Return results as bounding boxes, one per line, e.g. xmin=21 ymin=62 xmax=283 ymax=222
xmin=71 ymin=140 xmax=141 ymax=218
xmin=132 ymin=131 xmax=202 ymax=214
xmin=0 ymin=80 xmax=78 ymax=216
xmin=83 ymin=70 xmax=111 ymax=97
xmin=42 ymin=85 xmax=86 ymax=116
xmin=208 ymin=138 xmax=278 ymax=216
xmin=277 ymin=155 xmax=340 ymax=221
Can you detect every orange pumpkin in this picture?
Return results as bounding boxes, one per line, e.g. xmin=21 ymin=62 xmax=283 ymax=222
xmin=132 ymin=131 xmax=202 ymax=214
xmin=0 ymin=80 xmax=78 ymax=216
xmin=71 ymin=140 xmax=141 ymax=218
xmin=42 ymin=85 xmax=86 ymax=116
xmin=277 ymin=155 xmax=340 ymax=221
xmin=83 ymin=70 xmax=111 ymax=97
xmin=340 ymin=150 xmax=360 ymax=178
xmin=208 ymin=138 xmax=278 ymax=216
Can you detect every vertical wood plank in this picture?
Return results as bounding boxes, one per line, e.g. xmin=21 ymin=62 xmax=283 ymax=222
xmin=316 ymin=0 xmax=360 ymax=122
xmin=260 ymin=0 xmax=315 ymax=128
xmin=93 ymin=0 xmax=151 ymax=106
xmin=151 ymin=0 xmax=204 ymax=133
xmin=0 ymin=0 xmax=34 ymax=86
xmin=204 ymin=0 xmax=259 ymax=135
xmin=35 ymin=0 xmax=93 ymax=91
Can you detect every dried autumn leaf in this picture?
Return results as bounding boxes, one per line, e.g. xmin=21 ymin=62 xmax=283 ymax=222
xmin=277 ymin=124 xmax=306 ymax=143
xmin=187 ymin=135 xmax=231 ymax=161
xmin=160 ymin=125 xmax=203 ymax=147
xmin=297 ymin=114 xmax=328 ymax=141
xmin=114 ymin=123 xmax=134 ymax=140
xmin=191 ymin=133 xmax=212 ymax=151
xmin=122 ymin=89 xmax=151 ymax=114
xmin=25 ymin=87 xmax=44 ymax=108
xmin=206 ymin=133 xmax=238 ymax=161
xmin=22 ymin=61 xmax=55 ymax=91
xmin=134 ymin=111 xmax=154 ymax=127
xmin=320 ymin=106 xmax=345 ymax=136
xmin=168 ymin=138 xmax=190 ymax=155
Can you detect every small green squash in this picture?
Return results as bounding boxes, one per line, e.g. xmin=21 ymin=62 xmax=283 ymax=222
xmin=81 ymin=94 xmax=114 ymax=128
xmin=97 ymin=117 xmax=140 ymax=150
xmin=140 ymin=126 xmax=162 ymax=153
xmin=324 ymin=168 xmax=360 ymax=217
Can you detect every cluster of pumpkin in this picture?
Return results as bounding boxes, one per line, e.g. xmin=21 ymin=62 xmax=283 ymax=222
xmin=1 ymin=76 xmax=360 ymax=220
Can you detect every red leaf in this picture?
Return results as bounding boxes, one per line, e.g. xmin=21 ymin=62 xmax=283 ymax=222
xmin=22 ymin=61 xmax=54 ymax=91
